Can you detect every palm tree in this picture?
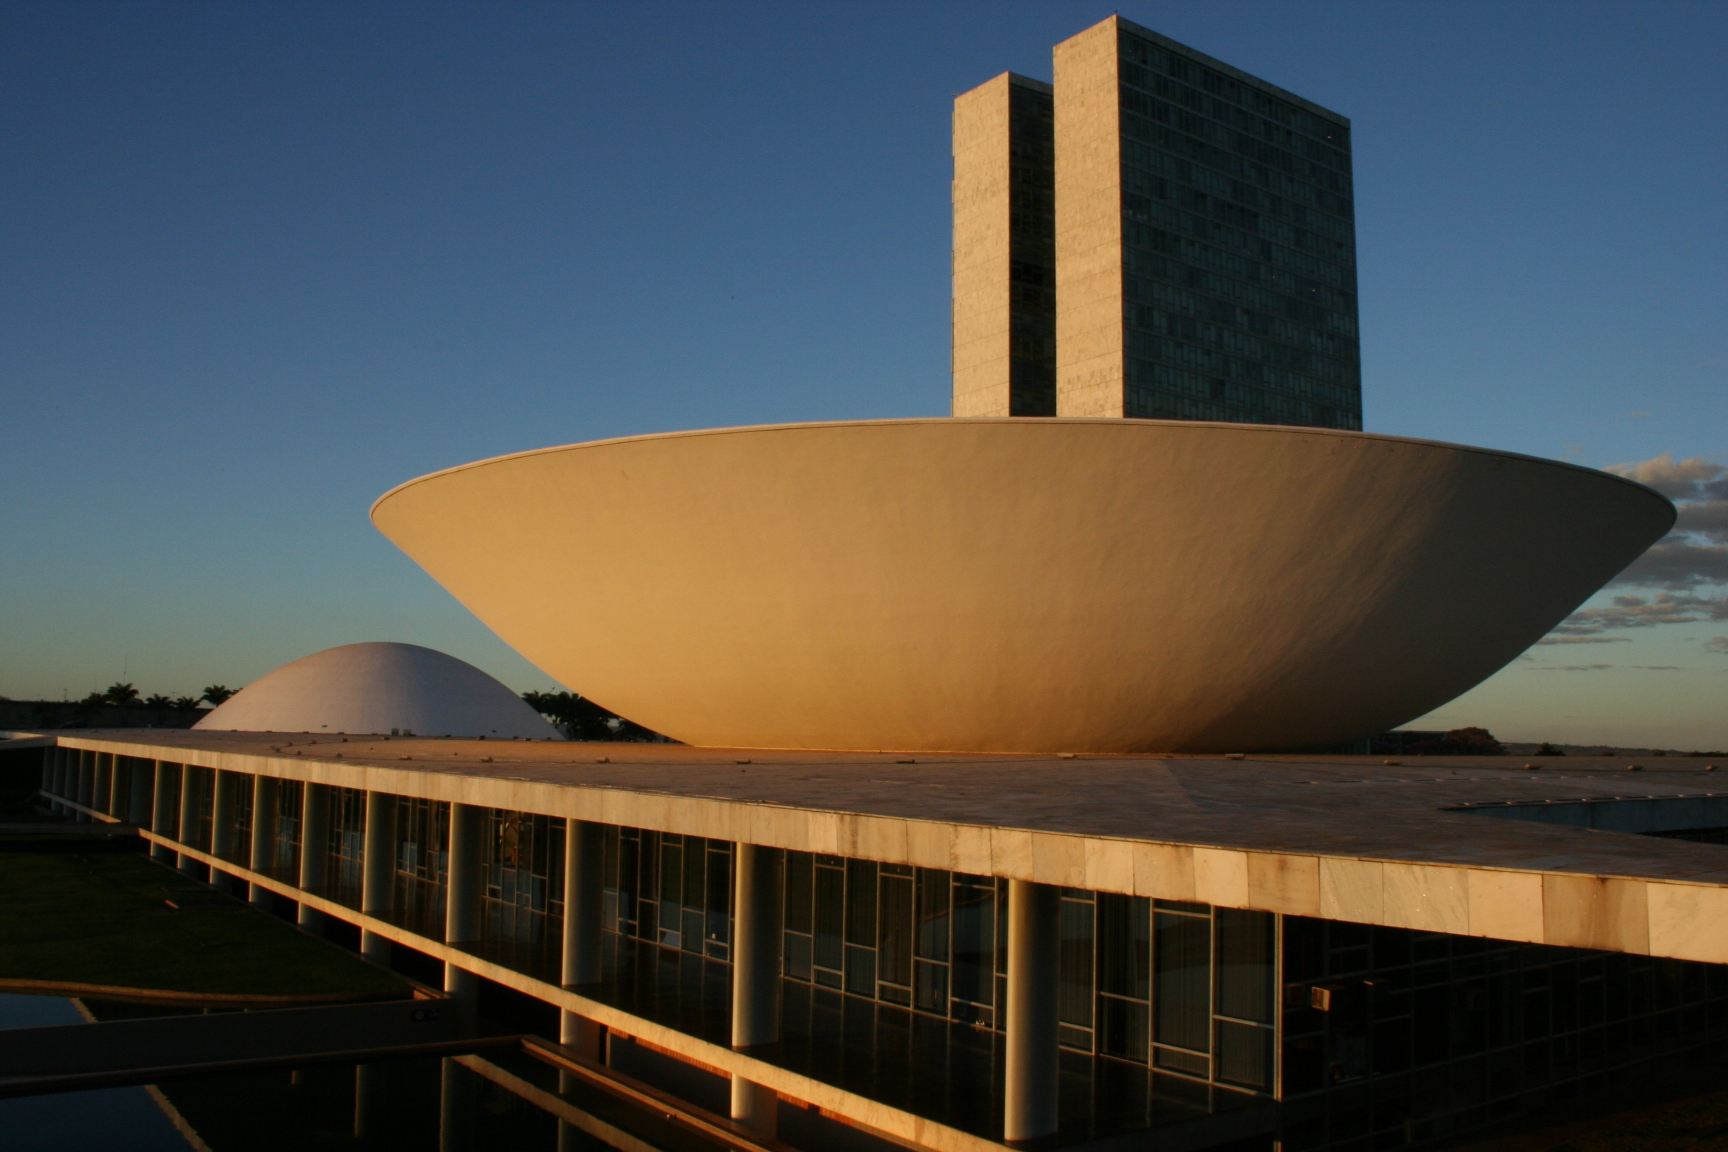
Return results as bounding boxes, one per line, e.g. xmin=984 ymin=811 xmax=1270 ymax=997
xmin=172 ymin=696 xmax=200 ymax=711
xmin=144 ymin=694 xmax=174 ymax=709
xmin=201 ymin=685 xmax=236 ymax=706
xmin=104 ymin=682 xmax=140 ymax=706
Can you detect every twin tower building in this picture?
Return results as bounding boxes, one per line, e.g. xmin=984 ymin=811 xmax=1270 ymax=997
xmin=952 ymin=16 xmax=1362 ymax=430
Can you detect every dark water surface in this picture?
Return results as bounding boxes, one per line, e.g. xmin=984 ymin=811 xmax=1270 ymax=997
xmin=0 ymin=994 xmax=727 ymax=1151
xmin=0 ymin=994 xmax=193 ymax=1151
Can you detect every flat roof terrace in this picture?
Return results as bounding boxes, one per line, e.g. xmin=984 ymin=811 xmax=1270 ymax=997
xmin=49 ymin=731 xmax=1728 ymax=965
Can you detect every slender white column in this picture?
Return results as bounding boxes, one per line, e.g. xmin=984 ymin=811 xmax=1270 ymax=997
xmin=92 ymin=754 xmax=111 ymax=816
xmin=728 ymin=843 xmax=782 ymax=1136
xmin=557 ymin=819 xmax=605 ymax=1060
xmin=439 ymin=1056 xmax=473 ymax=1152
xmin=444 ymin=802 xmax=482 ymax=1033
xmin=1004 ymin=878 xmax=1061 ymax=1142
xmin=298 ymin=783 xmax=330 ymax=932
xmin=210 ymin=770 xmax=241 ymax=895
xmin=107 ymin=754 xmax=124 ymax=816
xmin=150 ymin=761 xmax=176 ymax=864
xmin=360 ymin=791 xmax=397 ymax=962
xmin=248 ymin=775 xmax=278 ymax=909
xmin=77 ymin=750 xmax=94 ymax=817
xmin=176 ymin=763 xmax=200 ymax=873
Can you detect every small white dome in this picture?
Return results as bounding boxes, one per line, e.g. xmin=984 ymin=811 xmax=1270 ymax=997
xmin=194 ymin=642 xmax=563 ymax=739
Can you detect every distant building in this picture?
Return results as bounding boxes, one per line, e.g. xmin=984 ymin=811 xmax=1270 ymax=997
xmin=954 ymin=16 xmax=1362 ymax=429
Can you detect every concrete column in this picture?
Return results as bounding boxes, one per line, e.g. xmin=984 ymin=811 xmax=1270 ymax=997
xmin=128 ymin=759 xmax=152 ymax=825
xmin=728 ymin=843 xmax=782 ymax=1136
xmin=354 ymin=1062 xmax=383 ymax=1139
xmin=444 ymin=802 xmax=482 ymax=1034
xmin=106 ymin=754 xmax=124 ymax=816
xmin=210 ymin=770 xmax=241 ymax=895
xmin=360 ymin=791 xmax=397 ymax=962
xmin=77 ymin=750 xmax=94 ymax=816
xmin=150 ymin=762 xmax=176 ymax=865
xmin=730 ymin=1078 xmax=777 ymax=1138
xmin=558 ymin=818 xmax=606 ymax=1060
xmin=298 ymin=783 xmax=330 ymax=932
xmin=176 ymin=764 xmax=200 ymax=874
xmin=249 ymin=775 xmax=279 ymax=909
xmin=1004 ymin=878 xmax=1060 ymax=1143
xmin=731 ymin=843 xmax=782 ymax=1047
xmin=439 ymin=1056 xmax=473 ymax=1152
xmin=93 ymin=754 xmax=111 ymax=816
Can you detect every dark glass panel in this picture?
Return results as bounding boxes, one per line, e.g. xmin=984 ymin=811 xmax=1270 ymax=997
xmin=951 ymin=877 xmax=995 ymax=1006
xmin=915 ymin=959 xmax=948 ymax=1014
xmin=1153 ymin=910 xmax=1211 ymax=1053
xmin=845 ymin=859 xmax=877 ymax=947
xmin=1101 ymin=995 xmax=1150 ymax=1062
xmin=813 ymin=863 xmax=844 ymax=973
xmin=1215 ymin=1019 xmax=1272 ymax=1090
xmin=916 ymin=868 xmax=950 ymax=960
xmin=1099 ymin=892 xmax=1151 ymax=999
xmin=1059 ymin=896 xmax=1095 ymax=1028
xmin=785 ymin=932 xmax=812 ymax=982
xmin=1216 ymin=908 xmax=1274 ymax=1023
xmin=879 ymin=873 xmax=913 ymax=988
xmin=784 ymin=850 xmax=812 ymax=933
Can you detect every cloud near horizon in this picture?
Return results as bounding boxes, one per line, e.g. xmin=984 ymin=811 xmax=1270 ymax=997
xmin=1546 ymin=592 xmax=1728 ymax=638
xmin=1603 ymin=454 xmax=1728 ymax=590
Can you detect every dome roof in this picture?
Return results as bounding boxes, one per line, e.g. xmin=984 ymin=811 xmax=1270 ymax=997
xmin=194 ymin=642 xmax=562 ymax=739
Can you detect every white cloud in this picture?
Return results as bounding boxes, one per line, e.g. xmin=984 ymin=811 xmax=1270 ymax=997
xmin=1575 ymin=454 xmax=1728 ymax=590
xmin=1706 ymin=637 xmax=1728 ymax=655
xmin=1534 ymin=635 xmax=1630 ymax=645
xmin=1548 ymin=592 xmax=1728 ymax=637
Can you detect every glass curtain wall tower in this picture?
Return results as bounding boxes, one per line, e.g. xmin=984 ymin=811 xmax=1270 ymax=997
xmin=955 ymin=16 xmax=1362 ymax=430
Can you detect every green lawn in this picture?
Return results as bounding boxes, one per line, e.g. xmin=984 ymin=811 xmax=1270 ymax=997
xmin=0 ymin=840 xmax=408 ymax=996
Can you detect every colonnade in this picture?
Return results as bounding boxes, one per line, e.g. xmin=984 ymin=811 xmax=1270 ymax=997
xmin=38 ymin=745 xmax=1066 ymax=1143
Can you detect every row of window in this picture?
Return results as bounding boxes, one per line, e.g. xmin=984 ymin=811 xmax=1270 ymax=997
xmin=1123 ymin=166 xmax=1354 ymax=257
xmin=1119 ymin=31 xmax=1348 ymax=149
xmin=1125 ymin=142 xmax=1353 ymax=234
xmin=1118 ymin=84 xmax=1349 ymax=189
xmin=1126 ymin=336 xmax=1361 ymax=412
xmin=1123 ymin=116 xmax=1353 ymax=221
xmin=1125 ymin=236 xmax=1357 ymax=319
xmin=1126 ymin=216 xmax=1353 ymax=293
xmin=1136 ymin=279 xmax=1358 ymax=358
xmin=1125 ymin=379 xmax=1361 ymax=431
xmin=1118 ymin=58 xmax=1348 ymax=170
xmin=1127 ymin=312 xmax=1359 ymax=385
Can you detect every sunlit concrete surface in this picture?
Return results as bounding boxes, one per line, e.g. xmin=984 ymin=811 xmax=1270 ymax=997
xmin=194 ymin=642 xmax=562 ymax=740
xmin=53 ymin=731 xmax=1728 ymax=965
xmin=370 ymin=418 xmax=1671 ymax=754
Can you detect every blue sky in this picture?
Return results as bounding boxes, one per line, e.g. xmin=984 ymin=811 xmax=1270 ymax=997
xmin=2 ymin=1 xmax=1723 ymax=747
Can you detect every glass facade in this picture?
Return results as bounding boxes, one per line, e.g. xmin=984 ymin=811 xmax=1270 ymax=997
xmin=1115 ymin=27 xmax=1360 ymax=429
xmin=122 ymin=766 xmax=1728 ymax=1152
xmin=1280 ymin=917 xmax=1728 ymax=1152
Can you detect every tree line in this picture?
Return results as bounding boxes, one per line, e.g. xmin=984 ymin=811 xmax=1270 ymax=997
xmin=520 ymin=691 xmax=664 ymax=742
xmin=73 ymin=682 xmax=237 ymax=711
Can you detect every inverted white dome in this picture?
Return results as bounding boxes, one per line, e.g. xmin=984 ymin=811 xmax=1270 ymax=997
xmin=194 ymin=642 xmax=562 ymax=739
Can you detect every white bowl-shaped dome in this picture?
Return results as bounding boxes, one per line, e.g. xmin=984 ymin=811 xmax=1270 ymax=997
xmin=370 ymin=419 xmax=1673 ymax=754
xmin=194 ymin=642 xmax=562 ymax=739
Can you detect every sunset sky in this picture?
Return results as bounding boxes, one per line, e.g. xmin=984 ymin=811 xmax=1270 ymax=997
xmin=3 ymin=1 xmax=1723 ymax=747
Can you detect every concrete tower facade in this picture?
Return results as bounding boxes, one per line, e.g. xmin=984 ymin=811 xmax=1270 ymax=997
xmin=951 ymin=73 xmax=1056 ymax=418
xmin=955 ymin=16 xmax=1362 ymax=430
